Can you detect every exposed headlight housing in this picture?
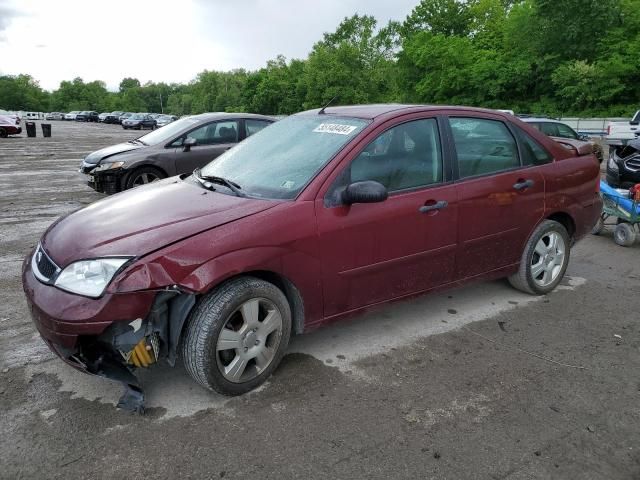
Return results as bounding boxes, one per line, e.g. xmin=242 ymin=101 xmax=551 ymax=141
xmin=54 ymin=258 xmax=131 ymax=297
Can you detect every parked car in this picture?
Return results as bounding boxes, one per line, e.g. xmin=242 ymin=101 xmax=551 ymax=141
xmin=65 ymin=111 xmax=81 ymax=121
xmin=155 ymin=114 xmax=177 ymax=127
xmin=606 ymin=138 xmax=640 ymax=188
xmin=98 ymin=112 xmax=110 ymax=122
xmin=76 ymin=111 xmax=100 ymax=122
xmin=122 ymin=113 xmax=156 ymax=130
xmin=118 ymin=112 xmax=133 ymax=124
xmin=0 ymin=115 xmax=22 ymax=137
xmin=520 ymin=117 xmax=604 ymax=163
xmin=81 ymin=113 xmax=275 ymax=194
xmin=102 ymin=112 xmax=123 ymax=124
xmin=24 ymin=112 xmax=43 ymax=121
xmin=25 ymin=105 xmax=601 ymax=411
xmin=149 ymin=113 xmax=163 ymax=119
xmin=45 ymin=112 xmax=65 ymax=121
xmin=606 ymin=110 xmax=640 ymax=148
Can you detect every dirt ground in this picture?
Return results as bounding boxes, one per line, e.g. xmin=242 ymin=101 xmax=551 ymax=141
xmin=1 ymin=122 xmax=639 ymax=479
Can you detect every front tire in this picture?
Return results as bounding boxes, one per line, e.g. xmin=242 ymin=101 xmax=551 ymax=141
xmin=182 ymin=277 xmax=292 ymax=395
xmin=614 ymin=223 xmax=636 ymax=247
xmin=509 ymin=220 xmax=571 ymax=295
xmin=123 ymin=166 xmax=166 ymax=189
xmin=0 ymin=128 xmax=7 ymax=138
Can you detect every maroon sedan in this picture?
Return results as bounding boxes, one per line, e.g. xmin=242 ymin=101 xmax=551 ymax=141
xmin=0 ymin=115 xmax=22 ymax=137
xmin=22 ymin=105 xmax=602 ymax=412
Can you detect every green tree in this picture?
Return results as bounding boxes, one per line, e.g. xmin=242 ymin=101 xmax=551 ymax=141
xmin=119 ymin=77 xmax=141 ymax=92
xmin=302 ymin=14 xmax=398 ymax=109
xmin=0 ymin=74 xmax=49 ymax=110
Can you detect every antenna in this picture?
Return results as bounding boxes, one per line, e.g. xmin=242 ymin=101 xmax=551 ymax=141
xmin=318 ymin=95 xmax=338 ymax=115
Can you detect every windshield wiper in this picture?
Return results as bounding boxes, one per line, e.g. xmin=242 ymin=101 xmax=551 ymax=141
xmin=193 ymin=168 xmax=245 ymax=197
xmin=127 ymin=138 xmax=147 ymax=146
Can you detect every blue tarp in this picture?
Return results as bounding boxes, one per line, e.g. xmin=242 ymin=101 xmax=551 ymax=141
xmin=600 ymin=180 xmax=640 ymax=215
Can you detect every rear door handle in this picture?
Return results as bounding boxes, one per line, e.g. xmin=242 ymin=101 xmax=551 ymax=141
xmin=419 ymin=200 xmax=448 ymax=213
xmin=513 ymin=179 xmax=535 ymax=191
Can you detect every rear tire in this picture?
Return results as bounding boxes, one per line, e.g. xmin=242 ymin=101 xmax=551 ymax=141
xmin=614 ymin=223 xmax=636 ymax=247
xmin=182 ymin=277 xmax=292 ymax=395
xmin=508 ymin=220 xmax=571 ymax=295
xmin=123 ymin=166 xmax=166 ymax=189
xmin=591 ymin=214 xmax=605 ymax=235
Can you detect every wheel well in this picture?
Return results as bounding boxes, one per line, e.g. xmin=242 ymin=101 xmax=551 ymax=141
xmin=130 ymin=164 xmax=167 ymax=176
xmin=547 ymin=212 xmax=576 ymax=238
xmin=232 ymin=270 xmax=306 ymax=335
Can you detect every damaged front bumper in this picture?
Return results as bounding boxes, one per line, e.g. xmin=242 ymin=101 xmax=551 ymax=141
xmin=79 ymin=161 xmax=126 ymax=195
xmin=22 ymin=256 xmax=195 ymax=413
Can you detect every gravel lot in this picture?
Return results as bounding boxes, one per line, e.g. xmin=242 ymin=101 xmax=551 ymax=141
xmin=1 ymin=122 xmax=639 ymax=479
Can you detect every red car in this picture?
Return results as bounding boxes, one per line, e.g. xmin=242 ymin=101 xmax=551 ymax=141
xmin=22 ymin=105 xmax=602 ymax=412
xmin=0 ymin=114 xmax=22 ymax=137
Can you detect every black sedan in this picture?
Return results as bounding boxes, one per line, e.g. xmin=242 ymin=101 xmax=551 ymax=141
xmin=76 ymin=111 xmax=100 ymax=122
xmin=103 ymin=112 xmax=123 ymax=124
xmin=122 ymin=113 xmax=156 ymax=130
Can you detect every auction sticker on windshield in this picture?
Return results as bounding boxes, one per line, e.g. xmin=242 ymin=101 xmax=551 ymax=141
xmin=313 ymin=123 xmax=358 ymax=135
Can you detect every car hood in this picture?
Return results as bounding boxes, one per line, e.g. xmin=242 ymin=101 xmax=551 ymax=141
xmin=84 ymin=142 xmax=144 ymax=164
xmin=41 ymin=178 xmax=278 ymax=267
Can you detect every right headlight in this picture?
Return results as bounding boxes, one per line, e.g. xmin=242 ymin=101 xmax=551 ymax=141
xmin=54 ymin=258 xmax=131 ymax=297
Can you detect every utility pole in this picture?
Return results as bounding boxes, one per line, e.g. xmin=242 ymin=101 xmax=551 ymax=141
xmin=159 ymin=92 xmax=164 ymax=113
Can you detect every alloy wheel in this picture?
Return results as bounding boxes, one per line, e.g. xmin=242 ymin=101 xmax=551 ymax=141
xmin=132 ymin=172 xmax=160 ymax=186
xmin=216 ymin=297 xmax=283 ymax=383
xmin=530 ymin=231 xmax=566 ymax=287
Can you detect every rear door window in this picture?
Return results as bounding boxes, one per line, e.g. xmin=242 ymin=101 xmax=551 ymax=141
xmin=245 ymin=119 xmax=272 ymax=137
xmin=180 ymin=120 xmax=240 ymax=146
xmin=555 ymin=123 xmax=578 ymax=139
xmin=539 ymin=122 xmax=559 ymax=137
xmin=449 ymin=118 xmax=520 ymax=178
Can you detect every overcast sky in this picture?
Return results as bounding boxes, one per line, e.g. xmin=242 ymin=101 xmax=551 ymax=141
xmin=0 ymin=0 xmax=418 ymax=91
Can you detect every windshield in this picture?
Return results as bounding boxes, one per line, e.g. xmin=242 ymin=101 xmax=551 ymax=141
xmin=200 ymin=115 xmax=369 ymax=199
xmin=130 ymin=114 xmax=145 ymax=120
xmin=137 ymin=116 xmax=201 ymax=145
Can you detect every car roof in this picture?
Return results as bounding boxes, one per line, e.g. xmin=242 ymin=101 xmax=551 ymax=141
xmin=295 ymin=104 xmax=512 ymax=120
xmin=520 ymin=117 xmax=562 ymax=124
xmin=189 ymin=112 xmax=277 ymax=122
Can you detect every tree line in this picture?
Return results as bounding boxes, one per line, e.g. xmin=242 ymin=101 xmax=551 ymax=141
xmin=1 ymin=0 xmax=638 ymax=118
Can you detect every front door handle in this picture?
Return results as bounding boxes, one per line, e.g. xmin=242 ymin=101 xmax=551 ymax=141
xmin=419 ymin=200 xmax=448 ymax=213
xmin=513 ymin=179 xmax=535 ymax=191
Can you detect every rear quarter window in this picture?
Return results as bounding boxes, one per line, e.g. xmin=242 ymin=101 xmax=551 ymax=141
xmin=514 ymin=127 xmax=553 ymax=166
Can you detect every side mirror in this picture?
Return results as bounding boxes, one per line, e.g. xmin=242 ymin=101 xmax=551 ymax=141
xmin=342 ymin=181 xmax=388 ymax=205
xmin=183 ymin=137 xmax=197 ymax=152
xmin=579 ymin=134 xmax=589 ymax=141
